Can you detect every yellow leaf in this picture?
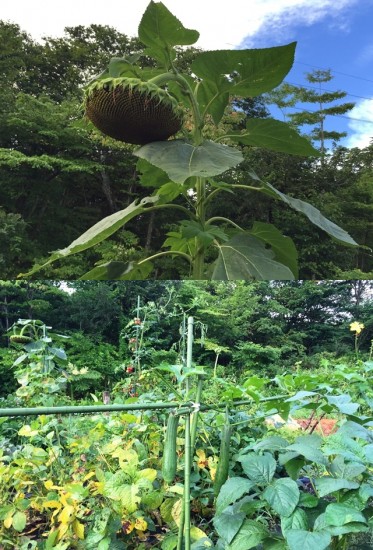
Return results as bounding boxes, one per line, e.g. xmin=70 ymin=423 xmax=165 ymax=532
xmin=191 ymin=526 xmax=209 ymax=542
xmin=44 ymin=480 xmax=60 ymax=490
xmin=58 ymin=505 xmax=74 ymax=524
xmin=73 ymin=519 xmax=85 ymax=539
xmin=18 ymin=425 xmax=38 ymax=437
xmin=171 ymin=498 xmax=182 ymax=527
xmin=43 ymin=500 xmax=61 ymax=509
xmin=57 ymin=522 xmax=69 ymax=540
xmin=83 ymin=471 xmax=96 ymax=482
xmin=4 ymin=512 xmax=13 ymax=529
xmin=134 ymin=517 xmax=147 ymax=531
xmin=139 ymin=468 xmax=157 ymax=482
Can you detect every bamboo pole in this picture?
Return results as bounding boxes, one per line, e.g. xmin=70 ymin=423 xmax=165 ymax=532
xmin=185 ymin=316 xmax=194 ymax=395
xmin=184 ymin=413 xmax=191 ymax=550
xmin=0 ymin=394 xmax=290 ymax=418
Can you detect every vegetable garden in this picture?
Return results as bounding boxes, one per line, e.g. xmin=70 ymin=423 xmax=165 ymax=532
xmin=0 ymin=304 xmax=372 ymax=550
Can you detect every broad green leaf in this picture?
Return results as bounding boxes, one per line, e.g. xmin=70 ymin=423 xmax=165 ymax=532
xmin=198 ymin=79 xmax=230 ymax=125
xmin=249 ymin=222 xmax=298 ymax=277
xmin=21 ymin=196 xmax=159 ymax=277
xmin=285 ymin=391 xmax=317 ymax=402
xmin=281 ymin=508 xmax=308 ymax=535
xmin=138 ymin=1 xmax=199 ymax=66
xmin=322 ymin=433 xmax=366 ymax=462
xmin=192 ymin=43 xmax=296 ymax=97
xmin=181 ymin=220 xmax=228 ymax=246
xmin=108 ymin=57 xmax=140 ymax=78
xmin=263 ymin=478 xmax=299 ymax=517
xmin=337 ymin=421 xmax=371 ymax=441
xmin=213 ymin=507 xmax=245 ymax=544
xmin=216 ymin=477 xmax=254 ymax=514
xmin=137 ymin=158 xmax=170 ymax=188
xmin=259 ymin=180 xmax=358 ymax=246
xmin=135 ymin=140 xmax=243 ymax=184
xmin=227 ymin=519 xmax=268 ymax=550
xmin=330 ymin=456 xmax=366 ymax=479
xmin=314 ymin=477 xmax=359 ymax=497
xmin=212 ymin=233 xmax=295 ymax=280
xmin=12 ymin=511 xmax=26 ymax=532
xmin=326 ymin=394 xmax=360 ymax=415
xmin=287 ymin=434 xmax=328 ymax=465
xmin=324 ymin=503 xmax=367 ymax=526
xmin=239 ymin=453 xmax=276 ymax=484
xmin=286 ymin=530 xmax=331 ymax=550
xmin=227 ymin=118 xmax=319 ymax=156
xmin=286 ymin=441 xmax=328 ymax=466
xmin=157 ymin=182 xmax=186 ymax=203
xmin=161 ymin=534 xmax=178 ymax=550
xmin=139 ymin=1 xmax=199 ymax=46
xmin=80 ymin=261 xmax=153 ymax=281
xmin=298 ymin=492 xmax=319 ymax=508
xmin=254 ymin=436 xmax=289 ymax=452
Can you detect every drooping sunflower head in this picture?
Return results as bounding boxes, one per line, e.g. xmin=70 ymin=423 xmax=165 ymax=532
xmin=84 ymin=77 xmax=183 ymax=145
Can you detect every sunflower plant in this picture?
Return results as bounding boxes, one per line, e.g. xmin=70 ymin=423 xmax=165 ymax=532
xmin=23 ymin=1 xmax=358 ymax=280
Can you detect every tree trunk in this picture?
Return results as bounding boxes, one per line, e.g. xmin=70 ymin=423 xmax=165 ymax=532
xmin=100 ymin=152 xmax=116 ymax=212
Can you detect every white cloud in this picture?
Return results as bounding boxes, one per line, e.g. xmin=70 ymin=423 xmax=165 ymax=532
xmin=346 ymin=98 xmax=373 ymax=148
xmin=0 ymin=0 xmax=359 ymax=50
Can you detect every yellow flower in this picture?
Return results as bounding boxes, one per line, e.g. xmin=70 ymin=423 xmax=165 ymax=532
xmin=350 ymin=322 xmax=365 ymax=335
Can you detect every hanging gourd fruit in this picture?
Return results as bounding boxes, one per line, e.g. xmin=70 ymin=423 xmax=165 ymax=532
xmin=84 ymin=77 xmax=183 ymax=145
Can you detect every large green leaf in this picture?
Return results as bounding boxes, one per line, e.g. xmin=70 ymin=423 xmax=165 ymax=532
xmin=192 ymin=43 xmax=296 ymax=98
xmin=80 ymin=261 xmax=153 ymax=281
xmin=239 ymin=453 xmax=276 ymax=485
xmin=213 ymin=507 xmax=245 ymax=544
xmin=138 ymin=1 xmax=199 ymax=65
xmin=258 ymin=179 xmax=358 ymax=246
xmin=281 ymin=508 xmax=308 ymax=535
xmin=330 ymin=456 xmax=366 ymax=480
xmin=12 ymin=511 xmax=27 ymax=532
xmin=324 ymin=503 xmax=367 ymax=526
xmin=263 ymin=478 xmax=299 ymax=517
xmin=326 ymin=394 xmax=360 ymax=415
xmin=322 ymin=433 xmax=366 ymax=462
xmin=314 ymin=477 xmax=359 ymax=497
xmin=286 ymin=438 xmax=328 ymax=466
xmin=197 ymin=79 xmax=230 ymax=125
xmin=227 ymin=519 xmax=268 ymax=550
xmin=216 ymin=477 xmax=254 ymax=515
xmin=227 ymin=118 xmax=319 ymax=156
xmin=249 ymin=222 xmax=298 ymax=277
xmin=21 ymin=196 xmax=158 ymax=277
xmin=286 ymin=530 xmax=331 ymax=550
xmin=135 ymin=140 xmax=243 ymax=184
xmin=212 ymin=233 xmax=295 ymax=280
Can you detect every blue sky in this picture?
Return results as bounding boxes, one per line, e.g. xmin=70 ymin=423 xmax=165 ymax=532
xmin=2 ymin=0 xmax=373 ymax=149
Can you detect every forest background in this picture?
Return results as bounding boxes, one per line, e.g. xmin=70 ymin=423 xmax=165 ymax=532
xmin=1 ymin=279 xmax=372 ymax=400
xmin=0 ymin=22 xmax=372 ymax=280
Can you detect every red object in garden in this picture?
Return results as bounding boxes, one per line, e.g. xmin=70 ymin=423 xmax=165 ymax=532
xmin=127 ymin=365 xmax=134 ymax=373
xmin=296 ymin=418 xmax=337 ymax=435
